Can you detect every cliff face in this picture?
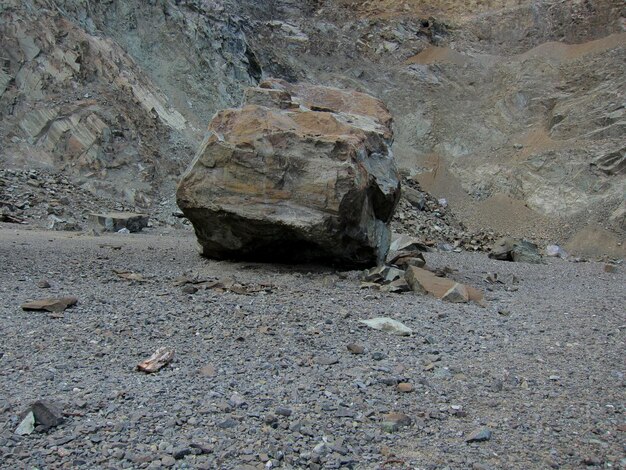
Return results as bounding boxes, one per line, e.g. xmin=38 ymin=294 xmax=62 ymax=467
xmin=1 ymin=0 xmax=624 ymax=253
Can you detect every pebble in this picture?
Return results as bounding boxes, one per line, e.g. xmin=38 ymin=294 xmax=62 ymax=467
xmin=396 ymin=382 xmax=414 ymax=393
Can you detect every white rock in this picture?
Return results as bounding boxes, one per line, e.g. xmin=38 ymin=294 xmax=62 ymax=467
xmin=359 ymin=317 xmax=412 ymax=336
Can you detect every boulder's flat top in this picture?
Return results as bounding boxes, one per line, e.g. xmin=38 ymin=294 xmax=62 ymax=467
xmin=1 ymin=225 xmax=624 ymax=469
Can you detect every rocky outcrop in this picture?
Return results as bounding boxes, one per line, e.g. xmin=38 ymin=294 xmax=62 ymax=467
xmin=177 ymin=80 xmax=400 ymax=266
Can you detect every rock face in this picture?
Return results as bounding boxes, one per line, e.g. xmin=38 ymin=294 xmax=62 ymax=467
xmin=177 ymin=80 xmax=400 ymax=266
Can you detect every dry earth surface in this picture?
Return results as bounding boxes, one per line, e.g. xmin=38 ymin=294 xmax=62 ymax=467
xmin=0 ymin=225 xmax=624 ymax=469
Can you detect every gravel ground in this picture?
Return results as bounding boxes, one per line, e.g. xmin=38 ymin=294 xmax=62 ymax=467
xmin=0 ymin=225 xmax=624 ymax=470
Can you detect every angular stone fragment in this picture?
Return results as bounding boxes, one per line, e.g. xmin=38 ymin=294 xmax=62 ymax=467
xmin=31 ymin=400 xmax=64 ymax=429
xmin=442 ymin=283 xmax=469 ymax=303
xmin=176 ymin=80 xmax=400 ymax=267
xmin=137 ymin=348 xmax=175 ymax=373
xmin=466 ymin=427 xmax=492 ymax=443
xmin=405 ymin=266 xmax=484 ymax=305
xmin=89 ymin=212 xmax=149 ymax=233
xmin=388 ymin=251 xmax=426 ymax=269
xmin=15 ymin=411 xmax=35 ymax=435
xmin=380 ymin=277 xmax=411 ymax=293
xmin=389 ymin=233 xmax=430 ymax=254
xmin=359 ymin=317 xmax=412 ymax=336
xmin=21 ymin=296 xmax=78 ymax=313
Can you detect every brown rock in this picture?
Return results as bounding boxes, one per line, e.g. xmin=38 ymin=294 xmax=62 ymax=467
xmin=21 ymin=296 xmax=78 ymax=313
xmin=176 ymin=81 xmax=400 ymax=267
xmin=405 ymin=266 xmax=453 ymax=298
xmin=405 ymin=266 xmax=485 ymax=305
xmin=396 ymin=382 xmax=414 ymax=393
xmin=604 ymin=263 xmax=618 ymax=273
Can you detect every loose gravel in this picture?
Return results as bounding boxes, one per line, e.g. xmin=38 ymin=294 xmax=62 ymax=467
xmin=0 ymin=226 xmax=624 ymax=469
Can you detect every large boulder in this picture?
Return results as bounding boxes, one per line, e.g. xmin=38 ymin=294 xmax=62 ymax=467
xmin=176 ymin=79 xmax=400 ymax=266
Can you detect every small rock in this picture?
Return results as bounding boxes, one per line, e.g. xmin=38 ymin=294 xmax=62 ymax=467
xmin=466 ymin=427 xmax=492 ymax=443
xmin=173 ymin=447 xmax=192 ymax=460
xmin=359 ymin=317 xmax=412 ymax=336
xmin=37 ymin=280 xmax=51 ymax=289
xmin=545 ymin=244 xmax=567 ymax=258
xmin=15 ymin=411 xmax=35 ymax=435
xmin=21 ymin=296 xmax=78 ymax=313
xmin=316 ymin=356 xmax=339 ymax=366
xmin=161 ymin=455 xmax=176 ymax=467
xmin=604 ymin=263 xmax=618 ymax=273
xmin=346 ymin=343 xmax=365 ymax=354
xmin=199 ymin=364 xmax=217 ymax=377
xmin=217 ymin=418 xmax=238 ymax=429
xmin=182 ymin=285 xmax=198 ymax=294
xmin=31 ymin=400 xmax=64 ymax=429
xmin=396 ymin=382 xmax=414 ymax=393
xmin=441 ymin=283 xmax=469 ymax=303
xmin=582 ymin=456 xmax=602 ymax=466
xmin=228 ymin=393 xmax=246 ymax=408
xmin=275 ymin=407 xmax=292 ymax=417
xmin=136 ymin=348 xmax=175 ymax=373
xmin=371 ymin=352 xmax=386 ymax=361
xmin=381 ymin=412 xmax=411 ymax=432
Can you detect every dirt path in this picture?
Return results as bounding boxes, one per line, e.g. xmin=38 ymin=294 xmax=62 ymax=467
xmin=0 ymin=226 xmax=624 ymax=469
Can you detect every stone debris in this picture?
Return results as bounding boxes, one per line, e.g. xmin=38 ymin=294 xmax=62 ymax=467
xmin=490 ymin=237 xmax=542 ymax=264
xmin=21 ymin=296 xmax=78 ymax=313
xmin=361 ymin=261 xmax=485 ymax=304
xmin=173 ymin=275 xmax=274 ymax=295
xmin=604 ymin=263 xmax=618 ymax=273
xmin=359 ymin=317 xmax=412 ymax=336
xmin=0 ymin=169 xmax=160 ymax=232
xmin=1 ymin=210 xmax=26 ymax=224
xmin=391 ymin=179 xmax=499 ymax=253
xmin=137 ymin=348 xmax=175 ymax=373
xmin=177 ymin=79 xmax=400 ymax=267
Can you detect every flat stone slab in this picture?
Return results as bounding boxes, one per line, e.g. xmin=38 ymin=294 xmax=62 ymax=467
xmin=21 ymin=296 xmax=78 ymax=313
xmin=89 ymin=212 xmax=149 ymax=233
